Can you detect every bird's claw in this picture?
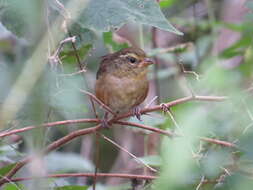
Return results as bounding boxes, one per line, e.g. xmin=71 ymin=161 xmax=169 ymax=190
xmin=161 ymin=103 xmax=170 ymax=114
xmin=101 ymin=112 xmax=110 ymax=129
xmin=132 ymin=107 xmax=142 ymax=121
xmin=101 ymin=119 xmax=110 ymax=129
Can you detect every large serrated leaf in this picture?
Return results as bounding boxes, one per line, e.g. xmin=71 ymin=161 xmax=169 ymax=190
xmin=1 ymin=0 xmax=182 ymax=42
xmin=0 ymin=0 xmax=45 ymax=39
xmin=77 ymin=0 xmax=182 ymax=35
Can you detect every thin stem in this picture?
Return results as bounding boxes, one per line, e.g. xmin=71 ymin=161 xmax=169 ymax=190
xmin=67 ymin=30 xmax=83 ymax=71
xmin=79 ymin=88 xmax=116 ymax=115
xmin=115 ymin=121 xmax=175 ymax=137
xmin=100 ymin=133 xmax=157 ymax=173
xmin=0 ymin=95 xmax=228 ymax=138
xmin=139 ymin=24 xmax=144 ymax=49
xmin=93 ymin=132 xmax=100 ymax=190
xmin=45 ymin=126 xmax=101 ymax=154
xmin=113 ymin=95 xmax=228 ymax=121
xmin=0 ymin=95 xmax=230 ymax=185
xmin=10 ymin=173 xmax=157 ymax=183
xmin=199 ymin=137 xmax=237 ymax=148
xmin=0 ymin=126 xmax=102 ymax=185
xmin=151 ymin=27 xmax=160 ymax=104
xmin=0 ymin=119 xmax=99 ymax=138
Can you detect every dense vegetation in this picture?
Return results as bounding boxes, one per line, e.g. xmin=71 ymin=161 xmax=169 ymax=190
xmin=0 ymin=0 xmax=253 ymax=189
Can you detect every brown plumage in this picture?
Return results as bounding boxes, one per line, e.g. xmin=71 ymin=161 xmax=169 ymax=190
xmin=95 ymin=47 xmax=153 ymax=114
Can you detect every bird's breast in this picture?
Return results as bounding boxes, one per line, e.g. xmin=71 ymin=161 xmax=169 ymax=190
xmin=95 ymin=73 xmax=149 ymax=113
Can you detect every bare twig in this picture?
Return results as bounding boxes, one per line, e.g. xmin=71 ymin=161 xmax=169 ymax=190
xmin=10 ymin=173 xmax=157 ymax=183
xmin=45 ymin=126 xmax=101 ymax=154
xmin=113 ymin=95 xmax=228 ymax=121
xmin=175 ymin=54 xmax=196 ymax=96
xmin=0 ymin=95 xmax=227 ymax=139
xmin=151 ymin=27 xmax=160 ymax=104
xmin=0 ymin=95 xmax=230 ymax=185
xmin=90 ymin=97 xmax=98 ymax=119
xmin=49 ymin=36 xmax=76 ymax=65
xmin=196 ymin=176 xmax=205 ymax=190
xmin=93 ymin=132 xmax=100 ymax=190
xmin=59 ymin=69 xmax=87 ymax=77
xmin=184 ymin=71 xmax=200 ymax=81
xmin=115 ymin=121 xmax=175 ymax=137
xmin=67 ymin=30 xmax=84 ymax=71
xmin=54 ymin=0 xmax=71 ymax=19
xmin=199 ymin=137 xmax=237 ymax=148
xmin=145 ymin=96 xmax=158 ymax=108
xmin=0 ymin=95 xmax=228 ymax=139
xmin=0 ymin=119 xmax=99 ymax=138
xmin=89 ymin=93 xmax=99 ymax=190
xmin=100 ymin=133 xmax=158 ymax=173
xmin=0 ymin=126 xmax=102 ymax=185
xmin=79 ymin=88 xmax=116 ymax=115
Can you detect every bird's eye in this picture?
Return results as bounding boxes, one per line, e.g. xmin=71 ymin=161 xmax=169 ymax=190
xmin=128 ymin=56 xmax=137 ymax=63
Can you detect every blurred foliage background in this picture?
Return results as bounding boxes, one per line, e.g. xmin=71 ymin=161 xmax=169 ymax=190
xmin=0 ymin=0 xmax=253 ymax=189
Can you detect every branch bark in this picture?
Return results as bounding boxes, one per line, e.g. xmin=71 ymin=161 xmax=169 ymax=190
xmin=0 ymin=95 xmax=229 ymax=185
xmin=10 ymin=172 xmax=157 ymax=183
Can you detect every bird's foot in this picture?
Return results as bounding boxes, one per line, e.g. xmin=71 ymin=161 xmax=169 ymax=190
xmin=132 ymin=107 xmax=142 ymax=121
xmin=101 ymin=112 xmax=110 ymax=129
xmin=161 ymin=103 xmax=170 ymax=114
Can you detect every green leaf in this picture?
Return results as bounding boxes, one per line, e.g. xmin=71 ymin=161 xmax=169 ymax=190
xmin=0 ymin=163 xmax=17 ymax=176
xmin=60 ymin=44 xmax=92 ymax=64
xmin=64 ymin=23 xmax=95 ymax=51
xmin=220 ymin=36 xmax=251 ymax=59
xmin=77 ymin=0 xmax=182 ymax=35
xmin=159 ymin=0 xmax=176 ymax=8
xmin=0 ymin=0 xmax=45 ymax=39
xmin=240 ymin=45 xmax=253 ymax=76
xmin=3 ymin=184 xmax=25 ymax=190
xmin=55 ymin=186 xmax=88 ymax=190
xmin=103 ymin=31 xmax=128 ymax=52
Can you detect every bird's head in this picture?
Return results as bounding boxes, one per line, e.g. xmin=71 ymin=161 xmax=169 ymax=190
xmin=98 ymin=47 xmax=154 ymax=78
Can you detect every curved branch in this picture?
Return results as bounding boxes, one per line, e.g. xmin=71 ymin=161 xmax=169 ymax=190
xmin=113 ymin=95 xmax=228 ymax=121
xmin=45 ymin=126 xmax=101 ymax=153
xmin=0 ymin=95 xmax=229 ymax=185
xmin=0 ymin=119 xmax=99 ymax=138
xmin=0 ymin=95 xmax=227 ymax=139
xmin=0 ymin=126 xmax=101 ymax=185
xmin=115 ymin=120 xmax=175 ymax=137
xmin=10 ymin=173 xmax=157 ymax=183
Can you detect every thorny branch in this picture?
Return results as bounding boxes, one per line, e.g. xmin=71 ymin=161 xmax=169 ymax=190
xmin=10 ymin=173 xmax=157 ymax=183
xmin=0 ymin=94 xmax=232 ymax=185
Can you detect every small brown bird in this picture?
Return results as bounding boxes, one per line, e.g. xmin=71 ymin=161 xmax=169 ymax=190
xmin=95 ymin=47 xmax=153 ymax=116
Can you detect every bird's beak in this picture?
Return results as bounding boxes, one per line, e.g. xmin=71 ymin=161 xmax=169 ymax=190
xmin=141 ymin=58 xmax=154 ymax=67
